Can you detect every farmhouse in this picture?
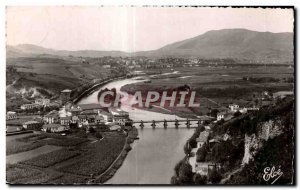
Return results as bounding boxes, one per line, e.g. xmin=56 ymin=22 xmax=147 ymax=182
xmin=23 ymin=121 xmax=42 ymax=130
xmin=228 ymin=104 xmax=239 ymax=112
xmin=109 ymin=124 xmax=122 ymax=131
xmin=95 ymin=115 xmax=105 ymax=124
xmin=43 ymin=111 xmax=59 ymax=124
xmin=78 ymin=115 xmax=88 ymax=123
xmin=42 ymin=124 xmax=67 ymax=133
xmin=99 ymin=111 xmax=113 ymax=122
xmin=109 ymin=108 xmax=129 ymax=126
xmin=60 ymin=116 xmax=72 ymax=126
xmin=71 ymin=116 xmax=79 ymax=124
xmin=217 ymin=111 xmax=233 ymax=121
xmin=69 ymin=107 xmax=81 ymax=116
xmin=20 ymin=103 xmax=41 ymax=110
xmin=217 ymin=112 xmax=225 ymax=121
xmin=35 ymin=98 xmax=50 ymax=106
xmin=6 ymin=111 xmax=17 ymax=120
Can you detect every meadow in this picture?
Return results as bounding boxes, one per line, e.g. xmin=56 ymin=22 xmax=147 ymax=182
xmin=121 ymin=65 xmax=294 ymax=117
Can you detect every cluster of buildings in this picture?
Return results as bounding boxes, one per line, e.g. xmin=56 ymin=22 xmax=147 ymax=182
xmin=189 ymin=125 xmax=222 ymax=178
xmin=40 ymin=104 xmax=130 ymax=133
xmin=87 ymin=56 xmax=255 ymax=70
xmin=7 ymin=100 xmax=131 ymax=134
xmin=20 ymin=98 xmax=60 ymax=110
xmin=215 ymin=90 xmax=294 ymax=122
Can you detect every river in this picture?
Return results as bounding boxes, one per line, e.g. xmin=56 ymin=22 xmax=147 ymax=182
xmin=77 ymin=78 xmax=194 ymax=184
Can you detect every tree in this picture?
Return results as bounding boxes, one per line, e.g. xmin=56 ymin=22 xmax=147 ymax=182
xmin=170 ymin=176 xmax=179 ymax=185
xmin=95 ymin=132 xmax=103 ymax=139
xmin=196 ymin=143 xmax=208 ymax=162
xmin=178 ymin=162 xmax=194 ymax=184
xmin=88 ymin=127 xmax=95 ymax=133
xmin=234 ymin=111 xmax=242 ymax=117
xmin=184 ymin=141 xmax=192 ymax=155
xmin=46 ymin=128 xmax=51 ymax=133
xmin=210 ymin=168 xmax=222 ymax=184
xmin=210 ymin=109 xmax=219 ymax=118
xmin=200 ymin=126 xmax=206 ymax=132
xmin=189 ymin=138 xmax=197 ymax=149
xmin=193 ymin=173 xmax=207 ymax=184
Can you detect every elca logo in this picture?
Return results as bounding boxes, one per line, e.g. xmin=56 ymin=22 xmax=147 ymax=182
xmin=263 ymin=166 xmax=283 ymax=184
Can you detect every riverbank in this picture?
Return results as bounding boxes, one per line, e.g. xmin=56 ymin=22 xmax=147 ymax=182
xmin=89 ymin=126 xmax=139 ymax=184
xmin=72 ymin=76 xmax=127 ymax=104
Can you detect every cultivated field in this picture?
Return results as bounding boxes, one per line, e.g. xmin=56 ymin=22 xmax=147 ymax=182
xmin=6 ymin=130 xmax=128 ymax=184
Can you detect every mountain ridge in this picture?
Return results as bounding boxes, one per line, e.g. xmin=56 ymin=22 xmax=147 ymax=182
xmin=7 ymin=29 xmax=294 ymax=61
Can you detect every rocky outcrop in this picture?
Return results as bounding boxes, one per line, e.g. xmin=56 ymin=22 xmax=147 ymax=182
xmin=242 ymin=118 xmax=284 ymax=165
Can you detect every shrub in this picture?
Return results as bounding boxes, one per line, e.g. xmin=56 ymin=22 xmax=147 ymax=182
xmin=95 ymin=132 xmax=103 ymax=139
xmin=210 ymin=168 xmax=222 ymax=184
xmin=193 ymin=173 xmax=207 ymax=184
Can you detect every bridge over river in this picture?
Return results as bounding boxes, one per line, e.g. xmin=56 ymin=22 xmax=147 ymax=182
xmin=132 ymin=119 xmax=204 ymax=129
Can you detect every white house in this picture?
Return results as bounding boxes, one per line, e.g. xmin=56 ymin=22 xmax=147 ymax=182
xmin=43 ymin=124 xmax=66 ymax=133
xmin=109 ymin=108 xmax=129 ymax=126
xmin=23 ymin=121 xmax=41 ymax=130
xmin=109 ymin=124 xmax=122 ymax=131
xmin=217 ymin=112 xmax=225 ymax=121
xmin=6 ymin=111 xmax=17 ymax=120
xmin=60 ymin=116 xmax=72 ymax=126
xmin=95 ymin=115 xmax=104 ymax=124
xmin=229 ymin=104 xmax=239 ymax=112
xmin=43 ymin=111 xmax=59 ymax=124
xmin=20 ymin=103 xmax=41 ymax=110
xmin=35 ymin=98 xmax=50 ymax=106
xmin=99 ymin=111 xmax=113 ymax=122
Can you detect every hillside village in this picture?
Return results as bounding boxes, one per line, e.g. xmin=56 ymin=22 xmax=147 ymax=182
xmin=171 ymin=93 xmax=294 ymax=185
xmin=6 ymin=89 xmax=131 ymax=135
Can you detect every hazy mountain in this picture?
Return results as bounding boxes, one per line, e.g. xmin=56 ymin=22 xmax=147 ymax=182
xmin=6 ymin=44 xmax=131 ymax=58
xmin=7 ymin=29 xmax=293 ymax=61
xmin=137 ymin=29 xmax=293 ymax=61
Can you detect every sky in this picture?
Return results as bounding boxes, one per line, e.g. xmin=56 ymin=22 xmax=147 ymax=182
xmin=6 ymin=6 xmax=294 ymax=52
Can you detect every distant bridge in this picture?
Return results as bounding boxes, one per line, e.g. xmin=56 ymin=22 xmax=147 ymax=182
xmin=132 ymin=119 xmax=203 ymax=129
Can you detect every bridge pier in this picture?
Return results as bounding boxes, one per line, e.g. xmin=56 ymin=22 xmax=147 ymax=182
xmin=163 ymin=120 xmax=168 ymax=129
xmin=197 ymin=120 xmax=201 ymax=127
xmin=151 ymin=120 xmax=156 ymax=129
xmin=139 ymin=120 xmax=144 ymax=129
xmin=175 ymin=119 xmax=179 ymax=129
xmin=186 ymin=119 xmax=190 ymax=128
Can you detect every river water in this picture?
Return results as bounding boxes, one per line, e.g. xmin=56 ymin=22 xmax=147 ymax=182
xmin=77 ymin=78 xmax=194 ymax=184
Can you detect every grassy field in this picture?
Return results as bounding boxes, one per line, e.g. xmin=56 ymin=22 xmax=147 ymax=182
xmin=121 ymin=65 xmax=294 ymax=117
